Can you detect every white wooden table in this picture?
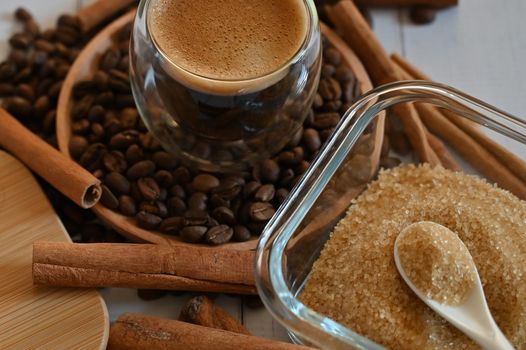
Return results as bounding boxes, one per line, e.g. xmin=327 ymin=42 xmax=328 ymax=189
xmin=1 ymin=0 xmax=525 ymax=345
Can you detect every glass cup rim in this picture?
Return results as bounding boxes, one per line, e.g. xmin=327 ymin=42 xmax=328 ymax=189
xmin=254 ymin=80 xmax=526 ymax=349
xmin=143 ymin=0 xmax=319 ymax=85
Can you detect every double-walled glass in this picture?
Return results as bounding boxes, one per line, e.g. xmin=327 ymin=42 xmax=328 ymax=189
xmin=130 ymin=0 xmax=321 ymax=172
xmin=255 ymin=81 xmax=526 ymax=349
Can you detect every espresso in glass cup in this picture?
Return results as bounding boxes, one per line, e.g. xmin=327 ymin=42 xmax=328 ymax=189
xmin=130 ymin=0 xmax=321 ymax=171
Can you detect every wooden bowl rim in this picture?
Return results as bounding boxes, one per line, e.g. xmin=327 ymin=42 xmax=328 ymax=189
xmin=56 ymin=13 xmax=381 ymax=251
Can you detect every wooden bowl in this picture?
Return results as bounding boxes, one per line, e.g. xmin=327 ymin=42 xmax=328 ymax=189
xmin=56 ymin=12 xmax=383 ymax=250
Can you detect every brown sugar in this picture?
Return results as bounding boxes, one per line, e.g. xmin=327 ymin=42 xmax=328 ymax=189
xmin=300 ymin=164 xmax=526 ymax=349
xmin=396 ymin=221 xmax=477 ymax=305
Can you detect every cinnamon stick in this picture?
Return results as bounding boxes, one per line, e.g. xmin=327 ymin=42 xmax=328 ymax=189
xmin=0 ymin=108 xmax=101 ymax=208
xmin=391 ymin=61 xmax=526 ymax=199
xmin=33 ymin=242 xmax=256 ymax=294
xmin=179 ymin=296 xmax=250 ymax=335
xmin=354 ymin=0 xmax=457 ymax=8
xmin=391 ymin=53 xmax=526 ymax=183
xmin=426 ymin=130 xmax=461 ymax=171
xmin=324 ymin=0 xmax=441 ymax=167
xmin=77 ymin=0 xmax=136 ymax=33
xmin=109 ymin=313 xmax=316 ymax=350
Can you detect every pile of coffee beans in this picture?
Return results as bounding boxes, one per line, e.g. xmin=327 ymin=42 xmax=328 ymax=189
xmin=0 ymin=9 xmax=87 ymax=146
xmin=0 ymin=7 xmax=400 ymax=247
xmin=0 ymin=8 xmax=127 ymax=244
xmin=67 ymin=25 xmax=369 ymax=245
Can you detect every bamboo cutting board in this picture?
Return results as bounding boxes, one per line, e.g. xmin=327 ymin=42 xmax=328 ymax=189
xmin=0 ymin=151 xmax=108 ymax=349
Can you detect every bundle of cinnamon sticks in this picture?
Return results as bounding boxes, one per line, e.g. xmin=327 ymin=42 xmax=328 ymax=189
xmin=323 ymin=0 xmax=526 ymax=200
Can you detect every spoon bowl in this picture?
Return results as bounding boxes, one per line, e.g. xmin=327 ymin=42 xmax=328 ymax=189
xmin=394 ymin=221 xmax=514 ymax=350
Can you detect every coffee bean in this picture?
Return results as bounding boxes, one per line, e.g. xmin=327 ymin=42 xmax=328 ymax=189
xmin=278 ymin=168 xmax=295 ymax=187
xmin=242 ymin=181 xmax=261 ymax=199
xmin=119 ymin=108 xmax=138 ymax=129
xmin=100 ymin=185 xmax=119 ymax=209
xmin=101 ymin=48 xmax=121 ymax=71
xmin=254 ymin=184 xmax=275 ymax=202
xmin=127 ymin=160 xmax=155 ymax=180
xmin=275 ymin=188 xmax=289 ymax=205
xmin=136 ymin=211 xmax=162 ymax=230
xmin=125 ymin=144 xmax=144 ymax=164
xmin=246 ymin=221 xmax=266 ymax=235
xmin=140 ymin=133 xmax=161 ymax=150
xmin=313 ymin=93 xmax=323 ymax=109
xmin=321 ymin=64 xmax=335 ymax=79
xmin=15 ymin=8 xmax=33 ymax=22
xmin=94 ymin=70 xmax=109 ymax=90
xmin=312 ymin=112 xmax=340 ymax=129
xmin=180 ymin=226 xmax=207 ymax=243
xmin=9 ymin=33 xmax=31 ymax=49
xmin=160 ymin=216 xmax=184 ymax=235
xmin=33 ymin=95 xmax=51 ymax=117
xmin=209 ymin=194 xmax=229 ymax=209
xmin=249 ymin=202 xmax=275 ymax=221
xmin=410 ymin=6 xmax=436 ymax=25
xmin=169 ymin=184 xmax=186 ymax=199
xmin=206 ymin=225 xmax=233 ymax=245
xmin=324 ymin=47 xmax=341 ymax=66
xmin=57 ymin=14 xmax=81 ymax=31
xmin=260 ymin=159 xmax=280 ymax=183
xmin=153 ymin=151 xmax=178 ymax=170
xmin=334 ymin=66 xmax=355 ymax=83
xmin=168 ymin=196 xmax=187 ymax=216
xmin=72 ymin=94 xmax=95 ymax=120
xmin=15 ymin=84 xmax=35 ymax=101
xmin=233 ymin=225 xmax=252 ymax=242
xmin=296 ymin=160 xmax=310 ymax=174
xmin=119 ymin=195 xmax=136 ymax=216
xmin=105 ymin=172 xmax=131 ymax=194
xmin=154 ymin=170 xmax=174 ymax=188
xmin=103 ymin=151 xmax=127 ymax=173
xmin=192 ymin=174 xmax=220 ymax=193
xmin=188 ymin=192 xmax=207 ymax=211
xmin=184 ymin=209 xmax=209 ymax=226
xmin=140 ymin=201 xmax=168 ymax=218
xmin=80 ymin=143 xmax=106 ymax=172
xmin=0 ymin=62 xmax=17 ymax=81
xmin=0 ymin=83 xmax=15 ymax=95
xmin=95 ymin=91 xmax=114 ymax=107
xmin=174 ymin=166 xmax=191 ymax=183
xmin=137 ymin=177 xmax=160 ymax=201
xmin=69 ymin=135 xmax=88 ymax=158
xmin=212 ymin=178 xmax=242 ymax=200
xmin=212 ymin=206 xmax=235 ymax=225
xmin=303 ymin=128 xmax=321 ymax=152
xmin=4 ymin=96 xmax=32 ymax=118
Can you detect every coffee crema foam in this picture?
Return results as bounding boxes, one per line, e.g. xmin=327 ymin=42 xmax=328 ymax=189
xmin=147 ymin=0 xmax=309 ymax=94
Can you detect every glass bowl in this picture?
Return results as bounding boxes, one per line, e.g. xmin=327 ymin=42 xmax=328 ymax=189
xmin=254 ymin=81 xmax=526 ymax=349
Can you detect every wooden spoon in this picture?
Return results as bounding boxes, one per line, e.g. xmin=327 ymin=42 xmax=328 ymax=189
xmin=0 ymin=151 xmax=108 ymax=349
xmin=56 ymin=12 xmax=383 ymax=250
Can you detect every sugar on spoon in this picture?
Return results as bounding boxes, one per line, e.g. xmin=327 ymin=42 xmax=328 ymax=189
xmin=394 ymin=221 xmax=514 ymax=350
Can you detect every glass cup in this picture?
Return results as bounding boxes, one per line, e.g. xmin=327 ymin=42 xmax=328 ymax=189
xmin=130 ymin=0 xmax=322 ymax=172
